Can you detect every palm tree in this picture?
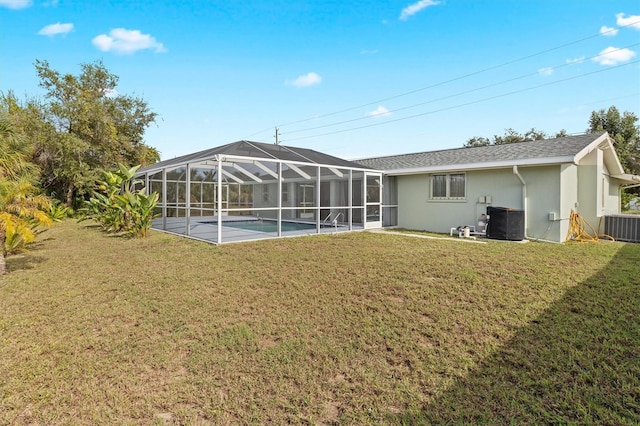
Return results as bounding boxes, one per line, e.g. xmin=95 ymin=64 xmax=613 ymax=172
xmin=0 ymin=113 xmax=38 ymax=181
xmin=0 ymin=179 xmax=52 ymax=274
xmin=0 ymin=113 xmax=52 ymax=274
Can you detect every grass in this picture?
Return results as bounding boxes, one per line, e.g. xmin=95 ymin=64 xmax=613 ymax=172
xmin=1 ymin=220 xmax=638 ymax=424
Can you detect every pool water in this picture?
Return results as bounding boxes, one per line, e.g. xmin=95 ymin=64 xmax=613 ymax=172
xmin=205 ymin=220 xmax=317 ymax=233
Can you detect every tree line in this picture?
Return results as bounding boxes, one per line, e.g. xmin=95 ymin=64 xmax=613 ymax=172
xmin=0 ymin=60 xmax=160 ymax=273
xmin=2 ymin=60 xmax=159 ymax=208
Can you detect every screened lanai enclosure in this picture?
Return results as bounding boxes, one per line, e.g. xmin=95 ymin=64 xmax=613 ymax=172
xmin=135 ymin=141 xmax=387 ymax=244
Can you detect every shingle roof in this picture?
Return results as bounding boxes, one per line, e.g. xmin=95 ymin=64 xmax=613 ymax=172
xmin=355 ymin=133 xmax=606 ymax=172
xmin=139 ymin=140 xmax=371 ymax=174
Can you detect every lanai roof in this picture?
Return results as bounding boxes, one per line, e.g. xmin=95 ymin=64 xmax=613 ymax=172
xmin=355 ymin=132 xmax=614 ymax=174
xmin=139 ymin=140 xmax=371 ymax=175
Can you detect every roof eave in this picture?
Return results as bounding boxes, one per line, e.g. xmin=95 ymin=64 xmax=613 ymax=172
xmin=574 ymin=132 xmax=626 ymax=176
xmin=137 ymin=154 xmax=222 ymax=176
xmin=136 ymin=152 xmax=378 ymax=176
xmin=612 ymin=174 xmax=640 ymax=185
xmin=381 ymin=156 xmax=576 ymax=175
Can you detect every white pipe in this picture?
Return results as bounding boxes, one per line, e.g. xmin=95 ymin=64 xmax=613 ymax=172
xmin=512 ymin=165 xmax=531 ymax=239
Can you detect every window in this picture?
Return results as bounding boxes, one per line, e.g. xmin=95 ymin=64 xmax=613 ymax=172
xmin=262 ymin=185 xmax=269 ymax=202
xmin=431 ymin=173 xmax=465 ymax=200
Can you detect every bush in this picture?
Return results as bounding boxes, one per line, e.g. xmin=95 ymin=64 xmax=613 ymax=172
xmin=82 ymin=164 xmax=158 ymax=237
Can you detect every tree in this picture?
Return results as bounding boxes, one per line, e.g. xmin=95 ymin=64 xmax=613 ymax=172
xmin=0 ymin=113 xmax=52 ymax=275
xmin=0 ymin=108 xmax=39 ymax=181
xmin=0 ymin=178 xmax=53 ymax=274
xmin=464 ymin=136 xmax=491 ymax=147
xmin=588 ymin=106 xmax=640 ymax=175
xmin=32 ymin=60 xmax=160 ymax=207
xmin=465 ymin=128 xmax=548 ymax=147
xmin=493 ymin=128 xmax=547 ymax=145
xmin=522 ymin=128 xmax=548 ymax=142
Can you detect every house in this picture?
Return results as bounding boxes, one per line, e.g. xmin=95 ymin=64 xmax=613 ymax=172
xmin=355 ymin=132 xmax=640 ymax=243
xmin=137 ymin=132 xmax=639 ymax=244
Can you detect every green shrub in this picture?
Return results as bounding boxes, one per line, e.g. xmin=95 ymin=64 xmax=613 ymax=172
xmin=48 ymin=200 xmax=73 ymax=222
xmin=82 ymin=164 xmax=158 ymax=237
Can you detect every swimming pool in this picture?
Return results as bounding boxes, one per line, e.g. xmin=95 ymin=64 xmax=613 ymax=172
xmin=202 ymin=220 xmax=317 ymax=233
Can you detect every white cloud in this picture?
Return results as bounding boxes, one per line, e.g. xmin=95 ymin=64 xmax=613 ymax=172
xmin=0 ymin=0 xmax=31 ymax=9
xmin=360 ymin=49 xmax=379 ymax=55
xmin=92 ymin=28 xmax=166 ymax=54
xmin=566 ymin=56 xmax=585 ymax=64
xmin=38 ymin=22 xmax=73 ymax=37
xmin=287 ymin=72 xmax=322 ymax=88
xmin=399 ymin=0 xmax=440 ymax=21
xmin=600 ymin=25 xmax=618 ymax=36
xmin=592 ymin=46 xmax=637 ymax=65
xmin=538 ymin=67 xmax=554 ymax=76
xmin=369 ymin=106 xmax=392 ymax=117
xmin=616 ymin=13 xmax=640 ymax=30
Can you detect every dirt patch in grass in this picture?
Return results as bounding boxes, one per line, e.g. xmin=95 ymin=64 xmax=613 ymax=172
xmin=1 ymin=220 xmax=638 ymax=424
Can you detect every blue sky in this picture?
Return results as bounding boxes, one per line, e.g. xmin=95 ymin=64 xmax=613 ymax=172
xmin=1 ymin=0 xmax=639 ymax=161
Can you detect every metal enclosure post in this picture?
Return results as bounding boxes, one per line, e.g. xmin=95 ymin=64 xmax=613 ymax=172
xmin=277 ymin=162 xmax=282 ymax=237
xmin=316 ymin=166 xmax=321 ymax=233
xmin=378 ymin=172 xmax=383 ymax=227
xmin=162 ymin=169 xmax=167 ymax=230
xmin=348 ymin=170 xmax=353 ymax=231
xmin=186 ymin=163 xmax=191 ymax=236
xmin=217 ymin=157 xmax=223 ymax=244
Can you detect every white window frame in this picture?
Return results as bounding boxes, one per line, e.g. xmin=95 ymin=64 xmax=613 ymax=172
xmin=430 ymin=172 xmax=466 ymax=200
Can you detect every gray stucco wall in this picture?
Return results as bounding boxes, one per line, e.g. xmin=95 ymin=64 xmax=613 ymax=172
xmin=578 ymin=149 xmax=600 ymax=229
xmin=559 ymin=164 xmax=579 ymax=241
xmin=604 ymin=174 xmax=622 ymax=215
xmin=396 ymin=166 xmax=565 ymax=241
xmin=396 ymin=168 xmax=522 ymax=233
xmin=577 ymin=149 xmax=622 ymax=234
xmin=519 ymin=165 xmax=563 ymax=241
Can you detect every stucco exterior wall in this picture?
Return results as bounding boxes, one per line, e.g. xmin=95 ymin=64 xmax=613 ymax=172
xmin=559 ymin=164 xmax=579 ymax=241
xmin=577 ymin=149 xmax=599 ymax=229
xmin=396 ymin=165 xmax=568 ymax=241
xmin=518 ymin=165 xmax=563 ymax=241
xmin=396 ymin=168 xmax=521 ymax=234
xmin=603 ymin=174 xmax=622 ymax=215
xmin=576 ymin=148 xmax=623 ymax=233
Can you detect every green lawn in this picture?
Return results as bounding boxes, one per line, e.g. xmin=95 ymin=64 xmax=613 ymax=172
xmin=1 ymin=220 xmax=638 ymax=424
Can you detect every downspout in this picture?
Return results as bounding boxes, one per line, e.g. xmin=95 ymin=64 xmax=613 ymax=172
xmin=511 ymin=167 xmax=559 ymax=243
xmin=512 ymin=166 xmax=530 ymax=239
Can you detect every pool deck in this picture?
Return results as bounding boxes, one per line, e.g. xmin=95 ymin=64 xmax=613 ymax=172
xmin=151 ymin=215 xmax=362 ymax=244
